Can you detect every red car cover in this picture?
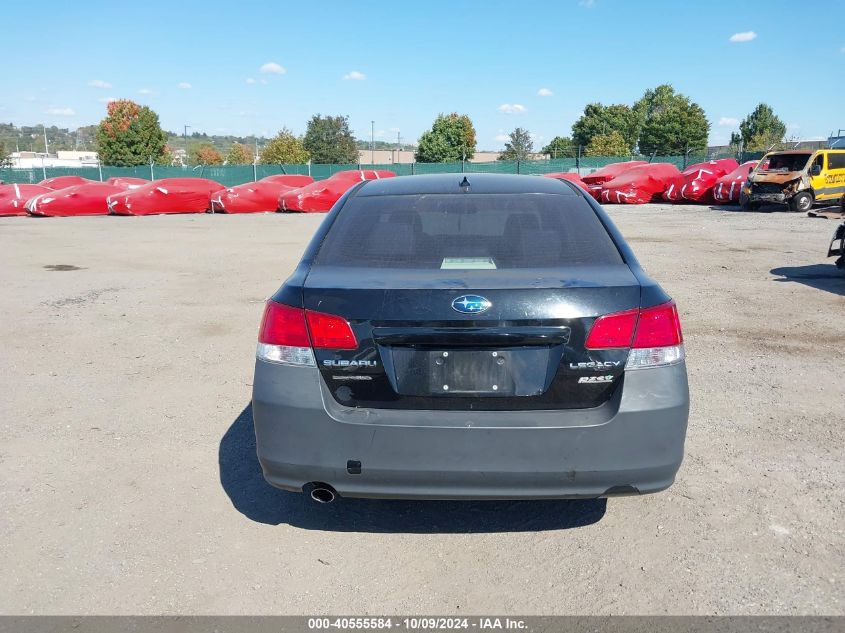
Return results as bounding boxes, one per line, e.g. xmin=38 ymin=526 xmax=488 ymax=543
xmin=210 ymin=175 xmax=315 ymax=213
xmin=38 ymin=175 xmax=96 ymax=190
xmin=712 ymin=161 xmax=758 ymax=203
xmin=662 ymin=159 xmax=739 ymax=203
xmin=106 ymin=176 xmax=149 ymax=189
xmin=600 ymin=163 xmax=682 ymax=204
xmin=0 ymin=184 xmax=50 ymax=216
xmin=581 ymin=161 xmax=648 ymax=185
xmin=259 ymin=174 xmax=315 ymax=187
xmin=107 ymin=178 xmax=224 ymax=215
xmin=542 ymin=172 xmax=589 ymax=192
xmin=26 ymin=183 xmax=124 ymax=217
xmin=280 ymin=170 xmax=396 ymax=213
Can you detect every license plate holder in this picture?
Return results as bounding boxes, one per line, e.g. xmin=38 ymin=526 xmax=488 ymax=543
xmin=389 ymin=347 xmax=550 ymax=397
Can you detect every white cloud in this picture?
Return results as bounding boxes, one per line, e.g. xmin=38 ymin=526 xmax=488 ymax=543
xmin=729 ymin=31 xmax=757 ymax=43
xmin=498 ymin=103 xmax=526 ymax=114
xmin=343 ymin=70 xmax=366 ymax=81
xmin=260 ymin=62 xmax=286 ymax=75
xmin=138 ymin=88 xmax=154 ymax=95
xmin=260 ymin=78 xmax=268 ymax=85
xmin=178 ymin=82 xmax=192 ymax=89
xmin=45 ymin=107 xmax=75 ymax=116
xmin=245 ymin=78 xmax=256 ymax=85
xmin=579 ymin=0 xmax=595 ymax=7
xmin=98 ymin=96 xmax=117 ymax=104
xmin=840 ymin=46 xmax=845 ymax=53
xmin=494 ymin=134 xmax=510 ymax=142
xmin=718 ymin=117 xmax=739 ymax=126
xmin=537 ymin=88 xmax=553 ymax=97
xmin=88 ymin=79 xmax=112 ymax=89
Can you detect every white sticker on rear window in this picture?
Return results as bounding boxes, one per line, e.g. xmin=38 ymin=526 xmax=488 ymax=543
xmin=440 ymin=257 xmax=497 ymax=270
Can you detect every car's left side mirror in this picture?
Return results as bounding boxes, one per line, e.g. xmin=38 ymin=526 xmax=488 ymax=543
xmin=809 ymin=165 xmax=822 ymax=176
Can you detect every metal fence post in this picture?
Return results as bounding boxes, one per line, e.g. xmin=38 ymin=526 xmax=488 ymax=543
xmin=516 ymin=160 xmax=521 ymax=175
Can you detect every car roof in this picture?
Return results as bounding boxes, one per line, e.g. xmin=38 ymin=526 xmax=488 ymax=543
xmin=354 ymin=173 xmax=579 ymax=197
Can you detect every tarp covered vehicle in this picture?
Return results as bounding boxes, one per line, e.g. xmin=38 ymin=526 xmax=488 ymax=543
xmin=0 ymin=184 xmax=50 ymax=216
xmin=600 ymin=163 xmax=682 ymax=204
xmin=581 ymin=161 xmax=647 ymax=185
xmin=542 ymin=172 xmax=590 ymax=194
xmin=39 ymin=175 xmax=96 ymax=190
xmin=712 ymin=161 xmax=758 ymax=203
xmin=107 ymin=177 xmax=224 ymax=215
xmin=106 ymin=177 xmax=149 ymax=189
xmin=662 ymin=159 xmax=738 ymax=203
xmin=280 ymin=170 xmax=396 ymax=213
xmin=26 ymin=183 xmax=124 ymax=216
xmin=210 ymin=175 xmax=315 ymax=213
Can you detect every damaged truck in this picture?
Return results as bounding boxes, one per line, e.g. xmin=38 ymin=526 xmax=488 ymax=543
xmin=740 ymin=149 xmax=845 ymax=212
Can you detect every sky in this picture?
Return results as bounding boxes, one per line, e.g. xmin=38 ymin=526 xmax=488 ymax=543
xmin=2 ymin=0 xmax=844 ymax=150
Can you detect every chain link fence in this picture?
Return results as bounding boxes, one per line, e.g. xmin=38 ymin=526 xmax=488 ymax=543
xmin=3 ymin=152 xmax=769 ymax=187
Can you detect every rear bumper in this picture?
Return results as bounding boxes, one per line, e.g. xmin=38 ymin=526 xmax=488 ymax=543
xmin=252 ymin=361 xmax=690 ymax=500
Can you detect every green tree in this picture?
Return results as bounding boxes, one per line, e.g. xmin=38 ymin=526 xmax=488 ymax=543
xmin=498 ymin=127 xmax=533 ymax=161
xmin=631 ymin=84 xmax=676 ymax=142
xmin=0 ymin=140 xmax=9 ymax=168
xmin=584 ymin=131 xmax=630 ymax=157
xmin=572 ymin=104 xmax=637 ymax=152
xmin=415 ymin=113 xmax=477 ymax=162
xmin=155 ymin=145 xmax=175 ymax=166
xmin=260 ymin=128 xmax=310 ymax=164
xmin=302 ymin=115 xmax=357 ymax=164
xmin=542 ymin=136 xmax=574 ymax=159
xmin=95 ymin=99 xmax=168 ymax=166
xmin=633 ymin=84 xmax=710 ymax=155
xmin=192 ymin=144 xmax=224 ymax=165
xmin=226 ymin=142 xmax=254 ymax=165
xmin=739 ymin=103 xmax=786 ymax=151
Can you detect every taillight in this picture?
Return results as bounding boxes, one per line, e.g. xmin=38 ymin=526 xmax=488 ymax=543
xmin=258 ymin=301 xmax=310 ymax=347
xmin=256 ymin=300 xmax=357 ymax=366
xmin=633 ymin=301 xmax=683 ymax=348
xmin=305 ymin=311 xmax=357 ymax=349
xmin=584 ymin=308 xmax=639 ymax=349
xmin=585 ymin=300 xmax=684 ymax=369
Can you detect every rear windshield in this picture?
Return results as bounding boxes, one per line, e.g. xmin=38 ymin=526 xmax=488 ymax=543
xmin=314 ymin=193 xmax=624 ymax=269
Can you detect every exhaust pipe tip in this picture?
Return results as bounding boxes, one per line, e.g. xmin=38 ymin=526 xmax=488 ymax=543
xmin=308 ymin=483 xmax=337 ymax=504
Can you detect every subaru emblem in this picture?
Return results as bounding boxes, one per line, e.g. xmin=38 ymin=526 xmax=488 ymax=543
xmin=451 ymin=295 xmax=492 ymax=314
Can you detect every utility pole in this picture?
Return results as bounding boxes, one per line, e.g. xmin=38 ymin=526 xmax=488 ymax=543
xmin=397 ymin=131 xmax=401 ymax=164
xmin=42 ymin=124 xmax=49 ymax=156
xmin=183 ymin=125 xmax=191 ymax=166
xmin=371 ymin=120 xmax=375 ymax=165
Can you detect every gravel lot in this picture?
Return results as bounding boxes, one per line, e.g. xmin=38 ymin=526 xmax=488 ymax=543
xmin=1 ymin=204 xmax=843 ymax=615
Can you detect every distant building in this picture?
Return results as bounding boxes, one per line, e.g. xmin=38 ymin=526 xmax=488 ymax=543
xmin=9 ymin=151 xmax=98 ymax=168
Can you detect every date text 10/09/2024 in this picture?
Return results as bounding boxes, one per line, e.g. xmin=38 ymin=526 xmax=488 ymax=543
xmin=308 ymin=618 xmax=528 ymax=630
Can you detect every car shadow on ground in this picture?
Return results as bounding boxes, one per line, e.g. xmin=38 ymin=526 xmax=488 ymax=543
xmin=219 ymin=403 xmax=607 ymax=533
xmin=771 ymin=264 xmax=845 ymax=297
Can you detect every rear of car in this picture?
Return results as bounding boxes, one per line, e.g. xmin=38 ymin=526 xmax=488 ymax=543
xmin=252 ymin=174 xmax=689 ymax=500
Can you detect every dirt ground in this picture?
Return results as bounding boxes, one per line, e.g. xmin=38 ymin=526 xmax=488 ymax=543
xmin=1 ymin=204 xmax=843 ymax=615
